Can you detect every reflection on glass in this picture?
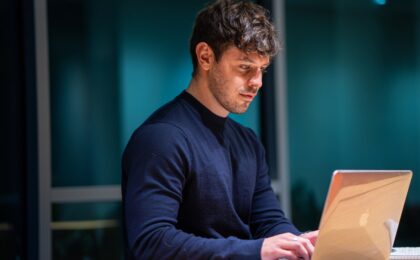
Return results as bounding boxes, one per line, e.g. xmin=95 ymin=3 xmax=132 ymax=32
xmin=0 ymin=219 xmax=17 ymax=259
xmin=48 ymin=0 xmax=120 ymax=187
xmin=52 ymin=202 xmax=123 ymax=259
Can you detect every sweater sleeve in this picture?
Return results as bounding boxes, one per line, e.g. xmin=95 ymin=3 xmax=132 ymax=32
xmin=248 ymin=131 xmax=302 ymax=238
xmin=122 ymin=124 xmax=263 ymax=259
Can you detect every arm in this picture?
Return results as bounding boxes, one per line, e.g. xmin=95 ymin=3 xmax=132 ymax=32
xmin=122 ymin=124 xmax=263 ymax=259
xmin=249 ymin=138 xmax=301 ymax=238
xmin=246 ymin=134 xmax=317 ymax=259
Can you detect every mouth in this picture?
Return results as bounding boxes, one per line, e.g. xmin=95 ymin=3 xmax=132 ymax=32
xmin=240 ymin=93 xmax=255 ymax=101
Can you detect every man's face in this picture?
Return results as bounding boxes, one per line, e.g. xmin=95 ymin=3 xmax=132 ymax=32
xmin=207 ymin=46 xmax=270 ymax=115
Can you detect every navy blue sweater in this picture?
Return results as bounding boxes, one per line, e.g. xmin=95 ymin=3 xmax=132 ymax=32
xmin=122 ymin=91 xmax=300 ymax=259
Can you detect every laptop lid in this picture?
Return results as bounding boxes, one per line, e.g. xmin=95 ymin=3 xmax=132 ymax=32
xmin=312 ymin=170 xmax=412 ymax=260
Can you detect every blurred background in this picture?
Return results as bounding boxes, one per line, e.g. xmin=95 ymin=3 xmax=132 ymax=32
xmin=1 ymin=0 xmax=420 ymax=259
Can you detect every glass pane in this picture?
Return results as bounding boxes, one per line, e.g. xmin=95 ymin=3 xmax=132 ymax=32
xmin=52 ymin=202 xmax=122 ymax=259
xmin=48 ymin=0 xmax=120 ymax=186
xmin=286 ymin=0 xmax=420 ymax=245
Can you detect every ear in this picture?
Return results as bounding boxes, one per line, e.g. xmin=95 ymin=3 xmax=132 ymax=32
xmin=195 ymin=42 xmax=215 ymax=72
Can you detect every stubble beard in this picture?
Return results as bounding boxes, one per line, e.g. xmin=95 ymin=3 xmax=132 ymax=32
xmin=208 ymin=67 xmax=251 ymax=114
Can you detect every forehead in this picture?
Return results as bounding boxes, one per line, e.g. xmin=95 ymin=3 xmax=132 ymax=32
xmin=220 ymin=46 xmax=270 ymax=65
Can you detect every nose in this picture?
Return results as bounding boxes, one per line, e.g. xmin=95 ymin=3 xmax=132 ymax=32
xmin=248 ymin=69 xmax=263 ymax=89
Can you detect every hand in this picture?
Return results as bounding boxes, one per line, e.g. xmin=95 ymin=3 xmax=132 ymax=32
xmin=299 ymin=230 xmax=319 ymax=246
xmin=260 ymin=232 xmax=315 ymax=260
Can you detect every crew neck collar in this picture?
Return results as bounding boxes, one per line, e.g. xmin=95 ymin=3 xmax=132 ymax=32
xmin=180 ymin=91 xmax=227 ymax=132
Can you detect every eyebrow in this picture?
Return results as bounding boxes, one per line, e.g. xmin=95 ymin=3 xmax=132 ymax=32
xmin=238 ymin=56 xmax=254 ymax=63
xmin=237 ymin=55 xmax=270 ymax=67
xmin=238 ymin=57 xmax=271 ymax=69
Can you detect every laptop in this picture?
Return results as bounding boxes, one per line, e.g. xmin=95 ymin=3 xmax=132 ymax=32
xmin=312 ymin=170 xmax=412 ymax=260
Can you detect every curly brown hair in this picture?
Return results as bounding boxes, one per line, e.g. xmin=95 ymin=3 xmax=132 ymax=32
xmin=189 ymin=0 xmax=279 ymax=76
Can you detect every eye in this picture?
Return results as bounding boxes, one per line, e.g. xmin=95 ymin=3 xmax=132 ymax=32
xmin=239 ymin=64 xmax=251 ymax=71
xmin=261 ymin=67 xmax=268 ymax=74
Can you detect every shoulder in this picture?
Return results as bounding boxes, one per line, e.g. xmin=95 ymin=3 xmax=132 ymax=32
xmin=123 ymin=94 xmax=202 ymax=163
xmin=125 ymin=122 xmax=190 ymax=158
xmin=122 ymin=93 xmax=196 ymax=158
xmin=142 ymin=94 xmax=199 ymax=134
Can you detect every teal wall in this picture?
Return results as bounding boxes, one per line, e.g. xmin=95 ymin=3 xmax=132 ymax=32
xmin=118 ymin=0 xmax=201 ymax=149
xmin=286 ymin=1 xmax=420 ymax=242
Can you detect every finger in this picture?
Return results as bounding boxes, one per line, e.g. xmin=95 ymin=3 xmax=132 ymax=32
xmin=310 ymin=231 xmax=319 ymax=245
xmin=290 ymin=236 xmax=315 ymax=260
xmin=300 ymin=230 xmax=319 ymax=246
xmin=289 ymin=236 xmax=314 ymax=256
xmin=298 ymin=237 xmax=315 ymax=256
xmin=280 ymin=239 xmax=310 ymax=260
xmin=275 ymin=248 xmax=300 ymax=260
xmin=271 ymin=233 xmax=313 ymax=260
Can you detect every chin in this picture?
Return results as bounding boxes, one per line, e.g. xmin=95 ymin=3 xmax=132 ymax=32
xmin=229 ymin=107 xmax=249 ymax=114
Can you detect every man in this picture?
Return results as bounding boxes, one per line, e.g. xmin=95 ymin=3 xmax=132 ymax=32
xmin=122 ymin=0 xmax=318 ymax=259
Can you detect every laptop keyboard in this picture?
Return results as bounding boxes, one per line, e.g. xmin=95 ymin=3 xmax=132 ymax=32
xmin=390 ymin=247 xmax=420 ymax=260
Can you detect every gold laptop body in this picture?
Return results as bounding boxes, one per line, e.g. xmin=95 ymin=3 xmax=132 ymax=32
xmin=312 ymin=170 xmax=412 ymax=260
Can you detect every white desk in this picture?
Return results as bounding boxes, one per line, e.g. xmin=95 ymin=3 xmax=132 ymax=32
xmin=390 ymin=247 xmax=420 ymax=260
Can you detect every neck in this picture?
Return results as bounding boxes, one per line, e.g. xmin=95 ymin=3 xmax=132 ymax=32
xmin=186 ymin=74 xmax=229 ymax=118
